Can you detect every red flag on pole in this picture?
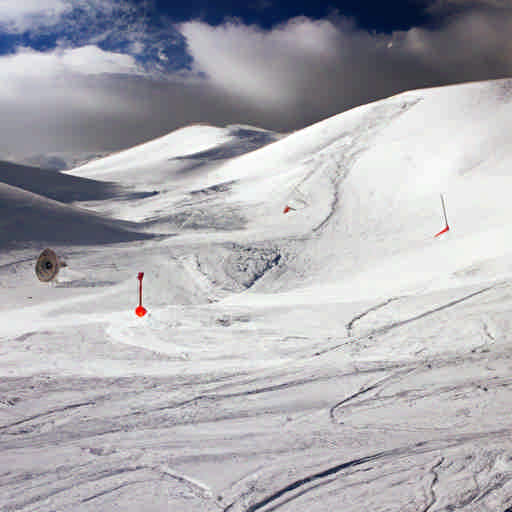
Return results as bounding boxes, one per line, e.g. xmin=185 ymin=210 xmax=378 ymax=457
xmin=434 ymin=225 xmax=450 ymax=237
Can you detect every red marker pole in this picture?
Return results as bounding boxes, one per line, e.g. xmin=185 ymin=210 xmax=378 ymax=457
xmin=434 ymin=194 xmax=450 ymax=237
xmin=135 ymin=272 xmax=147 ymax=317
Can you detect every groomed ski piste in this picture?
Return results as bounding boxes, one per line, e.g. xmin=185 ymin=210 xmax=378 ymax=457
xmin=2 ymin=79 xmax=512 ymax=511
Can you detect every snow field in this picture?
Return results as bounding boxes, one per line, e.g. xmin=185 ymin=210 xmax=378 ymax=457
xmin=3 ymin=78 xmax=512 ymax=510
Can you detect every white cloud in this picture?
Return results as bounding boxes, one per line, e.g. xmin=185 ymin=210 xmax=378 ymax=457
xmin=0 ymin=41 xmax=259 ymax=160
xmin=60 ymin=45 xmax=142 ymax=75
xmin=0 ymin=0 xmax=69 ymax=32
xmin=0 ymin=0 xmax=141 ymax=42
xmin=0 ymin=47 xmax=145 ymax=127
xmin=129 ymin=41 xmax=146 ymax=55
xmin=0 ymin=46 xmax=142 ymax=83
xmin=0 ymin=0 xmax=66 ymax=16
xmin=0 ymin=45 xmax=148 ymax=157
xmin=180 ymin=11 xmax=512 ymax=115
xmin=180 ymin=18 xmax=354 ymax=108
xmin=0 ymin=0 xmax=181 ymax=79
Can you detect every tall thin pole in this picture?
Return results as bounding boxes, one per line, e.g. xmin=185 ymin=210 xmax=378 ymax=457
xmin=434 ymin=194 xmax=450 ymax=237
xmin=135 ymin=272 xmax=147 ymax=316
xmin=440 ymin=194 xmax=448 ymax=227
xmin=138 ymin=272 xmax=144 ymax=307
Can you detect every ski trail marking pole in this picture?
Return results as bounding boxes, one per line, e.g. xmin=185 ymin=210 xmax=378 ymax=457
xmin=435 ymin=193 xmax=450 ymax=237
xmin=135 ymin=272 xmax=147 ymax=317
xmin=441 ymin=194 xmax=448 ymax=226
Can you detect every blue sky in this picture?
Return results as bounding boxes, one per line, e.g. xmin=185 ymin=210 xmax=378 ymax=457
xmin=0 ymin=1 xmax=433 ymax=68
xmin=0 ymin=0 xmax=511 ymax=164
xmin=151 ymin=0 xmax=430 ymax=31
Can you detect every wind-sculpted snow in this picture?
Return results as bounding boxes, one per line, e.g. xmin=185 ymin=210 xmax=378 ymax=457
xmin=3 ymin=79 xmax=512 ymax=510
xmin=172 ymin=127 xmax=279 ymax=165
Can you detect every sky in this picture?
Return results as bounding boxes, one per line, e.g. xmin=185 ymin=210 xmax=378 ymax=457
xmin=1 ymin=0 xmax=512 ymax=165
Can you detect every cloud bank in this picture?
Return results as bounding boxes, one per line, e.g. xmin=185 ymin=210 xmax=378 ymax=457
xmin=426 ymin=0 xmax=512 ymax=14
xmin=179 ymin=9 xmax=512 ymax=125
xmin=1 ymin=2 xmax=512 ymax=163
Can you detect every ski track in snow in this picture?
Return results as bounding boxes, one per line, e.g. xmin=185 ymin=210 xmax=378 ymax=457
xmin=314 ymin=282 xmax=501 ymax=357
xmin=224 ymin=432 xmax=512 ymax=512
xmin=345 ymin=297 xmax=401 ymax=337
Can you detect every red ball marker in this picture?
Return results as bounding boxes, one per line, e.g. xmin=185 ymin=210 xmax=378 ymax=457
xmin=135 ymin=305 xmax=147 ymax=317
xmin=135 ymin=272 xmax=147 ymax=317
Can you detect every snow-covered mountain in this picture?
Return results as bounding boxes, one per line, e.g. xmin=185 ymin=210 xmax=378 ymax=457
xmin=0 ymin=152 xmax=116 ymax=172
xmin=2 ymin=79 xmax=512 ymax=511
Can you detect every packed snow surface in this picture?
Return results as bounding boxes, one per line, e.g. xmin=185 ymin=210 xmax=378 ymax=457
xmin=2 ymin=79 xmax=512 ymax=511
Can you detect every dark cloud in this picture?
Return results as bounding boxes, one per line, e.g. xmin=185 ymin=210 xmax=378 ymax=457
xmin=0 ymin=54 xmax=281 ymax=161
xmin=1 ymin=4 xmax=512 ymax=162
xmin=178 ymin=12 xmax=512 ymax=127
xmin=425 ymin=0 xmax=512 ymax=16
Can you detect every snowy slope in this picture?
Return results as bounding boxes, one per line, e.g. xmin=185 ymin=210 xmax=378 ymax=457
xmin=0 ymin=182 xmax=152 ymax=249
xmin=68 ymin=124 xmax=280 ymax=185
xmin=66 ymin=124 xmax=281 ymax=226
xmin=2 ymin=79 xmax=512 ymax=511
